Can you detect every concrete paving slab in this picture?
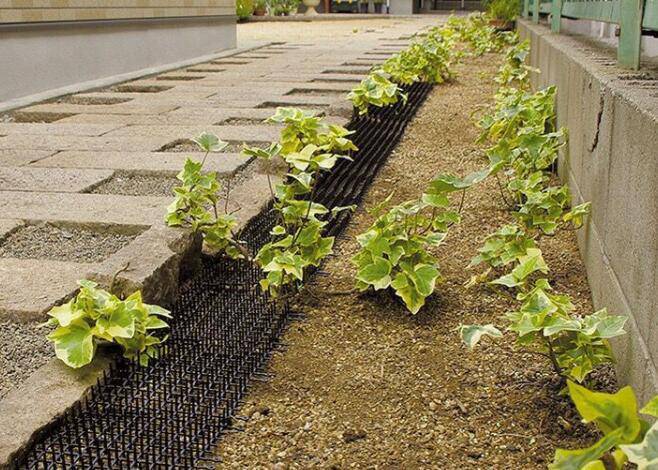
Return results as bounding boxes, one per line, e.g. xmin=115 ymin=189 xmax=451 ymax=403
xmin=0 ymin=167 xmax=113 ymax=193
xmin=0 ymin=355 xmax=111 ymax=464
xmin=32 ymin=151 xmax=250 ymax=175
xmin=20 ymin=103 xmax=178 ymax=115
xmin=0 ymin=192 xmax=169 ymax=226
xmin=0 ymin=258 xmax=93 ymax=322
xmin=0 ymin=149 xmax=57 ymax=167
xmin=0 ymin=123 xmax=125 ymax=137
xmin=0 ymin=135 xmax=172 ymax=152
xmin=103 ymin=124 xmax=281 ymax=141
xmin=0 ymin=220 xmax=22 ymax=239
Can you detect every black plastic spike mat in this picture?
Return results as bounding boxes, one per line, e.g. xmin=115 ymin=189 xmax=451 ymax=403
xmin=17 ymin=81 xmax=433 ymax=469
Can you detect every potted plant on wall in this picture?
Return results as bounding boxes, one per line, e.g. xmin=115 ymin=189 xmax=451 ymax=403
xmin=254 ymin=0 xmax=267 ymax=15
xmin=482 ymin=0 xmax=521 ymax=30
xmin=236 ymin=0 xmax=255 ymax=21
xmin=373 ymin=0 xmax=384 ymax=13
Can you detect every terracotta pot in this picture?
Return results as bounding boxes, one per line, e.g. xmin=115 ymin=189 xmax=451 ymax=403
xmin=253 ymin=7 xmax=266 ymax=15
xmin=489 ymin=18 xmax=515 ymax=31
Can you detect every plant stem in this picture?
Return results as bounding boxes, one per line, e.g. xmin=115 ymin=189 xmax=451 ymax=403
xmin=545 ymin=336 xmax=564 ymax=377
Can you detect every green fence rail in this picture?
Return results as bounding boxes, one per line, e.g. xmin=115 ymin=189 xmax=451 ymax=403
xmin=522 ymin=0 xmax=656 ymax=69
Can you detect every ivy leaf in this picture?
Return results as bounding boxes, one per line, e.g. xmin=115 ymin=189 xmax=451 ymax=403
xmin=105 ymin=306 xmax=136 ymax=339
xmin=357 ymin=256 xmax=392 ymax=290
xmin=48 ymin=320 xmax=95 ymax=369
xmin=410 ymin=264 xmax=440 ymax=297
xmin=46 ymin=300 xmax=82 ymax=327
xmin=458 ymin=324 xmax=502 ymax=349
xmin=620 ymin=421 xmax=658 ymax=469
xmin=550 ymin=428 xmax=625 ymax=470
xmin=145 ymin=316 xmax=170 ymax=330
xmin=391 ymin=273 xmax=426 ymax=315
xmin=641 ymin=397 xmax=658 ymax=418
xmin=331 ymin=205 xmax=357 ymax=216
xmin=567 ymin=381 xmax=641 ymax=442
xmin=193 ymin=132 xmax=228 ymax=153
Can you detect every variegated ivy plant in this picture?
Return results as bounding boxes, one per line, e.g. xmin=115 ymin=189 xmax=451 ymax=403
xmin=551 ymin=381 xmax=658 ymax=470
xmin=353 ymin=168 xmax=489 ymax=314
xmin=348 ymin=70 xmax=407 ymax=116
xmin=43 ymin=280 xmax=171 ymax=368
xmin=165 ymin=132 xmax=249 ymax=259
xmin=244 ymin=107 xmax=358 ymax=298
xmin=460 ymin=37 xmax=624 ymax=384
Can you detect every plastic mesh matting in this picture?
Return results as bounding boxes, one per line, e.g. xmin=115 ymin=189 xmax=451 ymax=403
xmin=17 ymin=81 xmax=433 ymax=469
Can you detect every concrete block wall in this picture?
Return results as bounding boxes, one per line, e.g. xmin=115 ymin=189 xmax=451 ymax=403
xmin=518 ymin=20 xmax=658 ymax=403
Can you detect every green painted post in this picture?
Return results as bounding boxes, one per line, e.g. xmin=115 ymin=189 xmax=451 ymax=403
xmin=618 ymin=0 xmax=644 ymax=69
xmin=533 ymin=0 xmax=539 ymax=23
xmin=551 ymin=0 xmax=562 ymax=32
xmin=523 ymin=0 xmax=530 ymax=18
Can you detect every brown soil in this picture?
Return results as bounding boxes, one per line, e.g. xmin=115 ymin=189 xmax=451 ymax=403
xmin=214 ymin=54 xmax=613 ymax=468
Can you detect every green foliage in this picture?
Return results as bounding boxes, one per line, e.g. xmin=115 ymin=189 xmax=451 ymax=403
xmin=44 ymin=281 xmax=170 ymax=368
xmin=551 ymin=381 xmax=658 ymax=469
xmin=478 ymin=86 xmax=558 ymax=145
xmin=489 ymin=247 xmax=548 ymax=289
xmin=353 ymin=170 xmax=487 ymax=314
xmin=381 ymin=33 xmax=455 ymax=85
xmin=511 ymin=179 xmax=590 ymax=235
xmin=505 ymin=279 xmax=626 ymax=382
xmin=469 ymin=224 xmax=536 ymax=269
xmin=446 ymin=13 xmax=502 ymax=56
xmin=236 ymin=0 xmax=254 ymax=19
xmin=165 ymin=133 xmax=247 ymax=259
xmin=496 ymin=39 xmax=538 ymax=87
xmin=249 ymin=108 xmax=357 ymax=297
xmin=266 ymin=0 xmax=300 ymax=15
xmin=458 ymin=324 xmax=503 ymax=349
xmin=347 ymin=70 xmax=407 ymax=116
xmin=485 ymin=0 xmax=521 ymax=21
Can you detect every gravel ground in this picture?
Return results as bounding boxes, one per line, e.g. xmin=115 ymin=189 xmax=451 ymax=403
xmin=159 ymin=139 xmax=266 ymax=153
xmin=0 ymin=321 xmax=52 ymax=400
xmin=0 ymin=223 xmax=139 ymax=263
xmin=57 ymin=95 xmax=132 ymax=105
xmin=214 ymin=53 xmax=614 ymax=468
xmin=89 ymin=171 xmax=181 ymax=197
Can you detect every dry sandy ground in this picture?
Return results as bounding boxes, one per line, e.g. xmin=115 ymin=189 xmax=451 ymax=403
xmin=214 ymin=52 xmax=613 ymax=468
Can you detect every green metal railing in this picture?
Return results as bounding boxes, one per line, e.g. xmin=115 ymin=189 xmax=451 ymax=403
xmin=522 ymin=0 xmax=656 ymax=69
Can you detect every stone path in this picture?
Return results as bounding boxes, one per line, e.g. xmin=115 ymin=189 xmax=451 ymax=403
xmin=0 ymin=17 xmax=440 ymax=399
